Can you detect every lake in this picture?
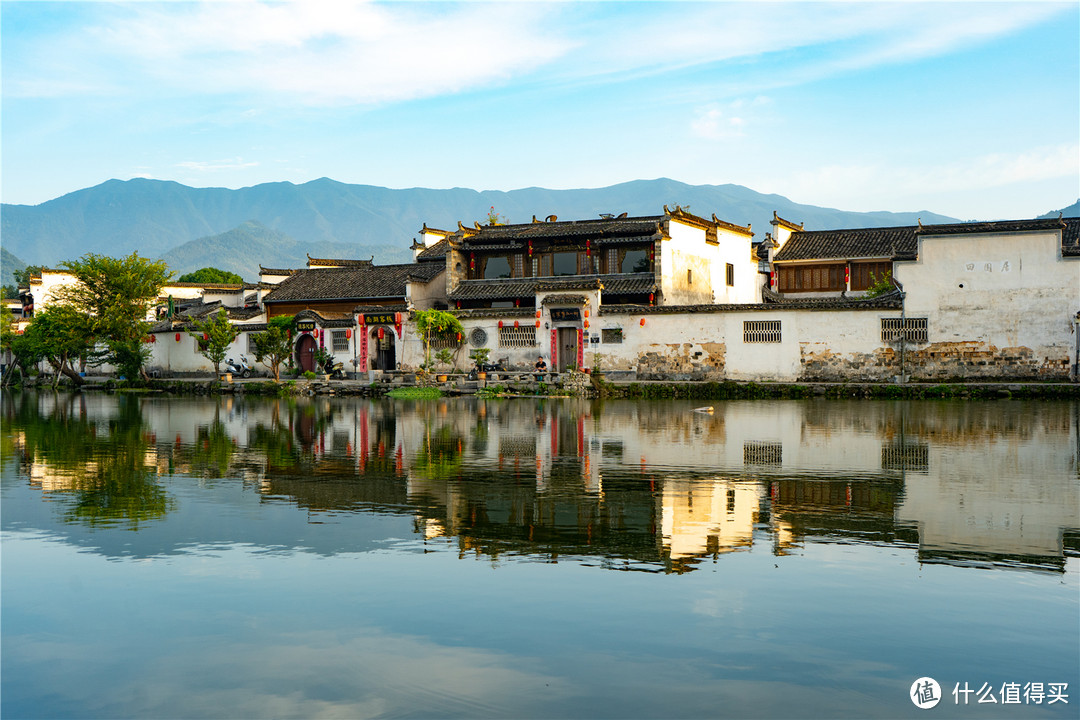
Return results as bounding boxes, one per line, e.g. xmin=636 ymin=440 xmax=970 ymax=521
xmin=2 ymin=391 xmax=1077 ymax=719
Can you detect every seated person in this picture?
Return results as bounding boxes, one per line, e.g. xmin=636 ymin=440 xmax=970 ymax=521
xmin=535 ymin=355 xmax=548 ymax=372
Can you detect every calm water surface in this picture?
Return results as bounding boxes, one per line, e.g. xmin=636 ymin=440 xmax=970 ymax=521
xmin=2 ymin=391 xmax=1077 ymax=719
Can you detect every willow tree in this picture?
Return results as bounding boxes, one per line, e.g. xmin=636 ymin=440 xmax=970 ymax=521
xmin=55 ymin=253 xmax=172 ymax=380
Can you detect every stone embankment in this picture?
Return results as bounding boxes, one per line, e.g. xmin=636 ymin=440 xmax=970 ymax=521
xmin=7 ymin=370 xmax=1080 ymax=400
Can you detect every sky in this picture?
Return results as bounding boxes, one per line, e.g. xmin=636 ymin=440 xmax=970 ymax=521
xmin=2 ymin=0 xmax=1078 ymax=221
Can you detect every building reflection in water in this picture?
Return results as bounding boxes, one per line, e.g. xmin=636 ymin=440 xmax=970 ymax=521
xmin=5 ymin=392 xmax=1078 ymax=573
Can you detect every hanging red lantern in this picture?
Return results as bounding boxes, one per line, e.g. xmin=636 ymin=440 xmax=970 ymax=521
xmin=498 ymin=321 xmax=503 ymax=328
xmin=535 ymin=320 xmax=541 ymax=328
xmin=528 ymin=240 xmax=533 ymax=257
xmin=583 ymin=320 xmax=589 ymax=329
xmin=175 ymin=333 xmax=181 ymax=342
xmin=150 ymin=334 xmax=156 ymax=343
xmin=535 ymin=310 xmax=541 ymax=318
xmin=514 ymin=320 xmax=519 ymax=327
xmin=203 ymin=333 xmax=209 ymax=341
xmin=456 ymin=332 xmax=462 ymax=342
xmin=456 ymin=301 xmax=462 ymax=309
xmin=845 ymin=266 xmax=850 ymax=284
xmin=470 ymin=253 xmax=475 ymax=270
xmin=378 ymin=327 xmax=385 ymax=340
xmin=648 ymin=293 xmax=654 ymax=305
xmin=585 ymin=239 xmax=591 ymax=257
xmin=346 ymin=328 xmax=352 ymax=339
xmin=640 ymin=318 xmax=646 ymax=326
xmin=584 ymin=309 xmax=589 ymax=318
xmin=395 ymin=312 xmax=402 ymax=325
xmin=770 ymin=271 xmax=776 ymax=287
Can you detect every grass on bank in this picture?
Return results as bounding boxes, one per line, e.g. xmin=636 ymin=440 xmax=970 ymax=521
xmin=386 ymin=386 xmax=443 ymax=399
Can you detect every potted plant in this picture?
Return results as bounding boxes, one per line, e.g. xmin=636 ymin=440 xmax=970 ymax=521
xmin=470 ymin=348 xmax=490 ymax=380
xmin=435 ymin=348 xmax=454 ymax=382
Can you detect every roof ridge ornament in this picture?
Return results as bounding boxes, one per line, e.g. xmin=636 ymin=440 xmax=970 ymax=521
xmin=532 ymin=215 xmax=540 ymax=223
xmin=546 ymin=215 xmax=557 ymax=222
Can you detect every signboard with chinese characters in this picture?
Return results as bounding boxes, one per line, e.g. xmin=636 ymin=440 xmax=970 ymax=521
xmin=295 ymin=320 xmax=316 ymax=331
xmin=363 ymin=312 xmax=397 ymax=325
xmin=550 ymin=308 xmax=581 ymax=322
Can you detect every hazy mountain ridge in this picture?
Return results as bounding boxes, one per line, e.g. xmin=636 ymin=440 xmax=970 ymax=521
xmin=0 ymin=176 xmax=1013 ymax=281
xmin=1 ymin=247 xmax=27 ymax=289
xmin=159 ymin=221 xmax=414 ymax=281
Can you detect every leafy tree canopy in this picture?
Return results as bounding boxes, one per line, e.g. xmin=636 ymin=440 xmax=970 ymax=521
xmin=189 ymin=308 xmax=240 ymax=375
xmin=178 ymin=267 xmax=244 ymax=284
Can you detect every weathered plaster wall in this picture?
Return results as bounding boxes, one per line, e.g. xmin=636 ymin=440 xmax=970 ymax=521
xmin=895 ymin=229 xmax=1079 ymax=380
xmin=661 ymin=220 xmax=715 ymax=306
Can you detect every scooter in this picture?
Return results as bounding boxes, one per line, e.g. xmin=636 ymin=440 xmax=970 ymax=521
xmin=225 ymin=356 xmax=253 ymax=378
xmin=323 ymin=358 xmax=346 ymax=379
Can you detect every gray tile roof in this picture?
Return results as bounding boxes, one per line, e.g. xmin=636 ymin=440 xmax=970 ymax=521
xmin=448 ymin=273 xmax=655 ymax=301
xmin=416 ymin=238 xmax=449 ymax=261
xmin=459 ymin=216 xmax=665 ymax=248
xmin=774 ymin=217 xmax=1076 ymax=263
xmin=264 ymin=262 xmax=444 ymax=303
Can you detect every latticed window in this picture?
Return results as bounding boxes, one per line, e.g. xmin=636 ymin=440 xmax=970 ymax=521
xmin=332 ymin=330 xmax=349 ymax=352
xmin=601 ymin=328 xmax=623 ymax=344
xmin=777 ymin=264 xmax=844 ymax=292
xmin=430 ymin=333 xmax=460 ymax=351
xmin=880 ymin=318 xmax=927 ymax=343
xmin=499 ymin=325 xmax=537 ymax=348
xmin=851 ymin=262 xmax=893 ymax=291
xmin=743 ymin=320 xmax=781 ymax=343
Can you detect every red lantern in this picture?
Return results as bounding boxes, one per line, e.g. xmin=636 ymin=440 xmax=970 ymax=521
xmin=640 ymin=318 xmax=646 ymax=326
xmin=175 ymin=333 xmax=181 ymax=342
xmin=346 ymin=328 xmax=352 ymax=339
xmin=498 ymin=321 xmax=503 ymax=328
xmin=584 ymin=309 xmax=589 ymax=318
xmin=535 ymin=320 xmax=541 ymax=328
xmin=470 ymin=253 xmax=475 ymax=270
xmin=203 ymin=333 xmax=209 ymax=341
xmin=583 ymin=320 xmax=590 ymax=329
xmin=648 ymin=293 xmax=654 ymax=305
xmin=586 ymin=239 xmax=591 ymax=257
xmin=535 ymin=310 xmax=541 ymax=318
xmin=845 ymin=266 xmax=850 ymax=284
xmin=528 ymin=240 xmax=533 ymax=257
xmin=395 ymin=312 xmax=402 ymax=325
xmin=514 ymin=320 xmax=519 ymax=328
xmin=378 ymin=327 xmax=385 ymax=340
xmin=770 ymin=271 xmax=776 ymax=287
xmin=150 ymin=334 xmax=156 ymax=343
xmin=456 ymin=332 xmax=462 ymax=342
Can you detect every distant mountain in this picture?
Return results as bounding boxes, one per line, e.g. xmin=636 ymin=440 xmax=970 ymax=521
xmin=1039 ymin=199 xmax=1080 ymax=218
xmin=1 ymin=247 xmax=26 ymax=289
xmin=160 ymin=221 xmax=413 ymax=281
xmin=1 ymin=177 xmax=963 ymax=275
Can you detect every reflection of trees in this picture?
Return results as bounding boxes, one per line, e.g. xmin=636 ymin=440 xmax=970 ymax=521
xmin=415 ymin=423 xmax=463 ymax=480
xmin=4 ymin=393 xmax=172 ymax=528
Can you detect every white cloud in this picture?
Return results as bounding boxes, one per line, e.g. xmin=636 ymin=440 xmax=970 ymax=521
xmin=176 ymin=158 xmax=261 ymax=173
xmin=778 ymin=143 xmax=1080 ymax=214
xmin=78 ymin=0 xmax=571 ymax=105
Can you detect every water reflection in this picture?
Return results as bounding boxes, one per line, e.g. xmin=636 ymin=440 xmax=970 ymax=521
xmin=3 ymin=392 xmax=1077 ymax=573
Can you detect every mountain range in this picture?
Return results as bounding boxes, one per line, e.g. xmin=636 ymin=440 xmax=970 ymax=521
xmin=2 ymin=177 xmax=1075 ymax=282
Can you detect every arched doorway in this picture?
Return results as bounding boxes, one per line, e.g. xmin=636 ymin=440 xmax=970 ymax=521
xmin=371 ymin=327 xmax=396 ymax=371
xmin=297 ymin=334 xmax=317 ymax=372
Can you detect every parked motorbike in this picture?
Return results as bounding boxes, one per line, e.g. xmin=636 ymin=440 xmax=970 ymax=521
xmin=225 ymin=356 xmax=253 ymax=378
xmin=323 ymin=358 xmax=346 ymax=379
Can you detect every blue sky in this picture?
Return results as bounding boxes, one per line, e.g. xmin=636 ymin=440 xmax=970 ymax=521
xmin=2 ymin=1 xmax=1077 ymax=221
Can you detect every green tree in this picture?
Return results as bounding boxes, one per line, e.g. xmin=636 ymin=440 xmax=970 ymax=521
xmin=22 ymin=304 xmax=93 ymax=388
xmin=12 ymin=265 xmax=42 ymax=288
xmin=864 ymin=271 xmax=896 ymax=298
xmin=178 ymin=267 xmax=244 ymax=284
xmin=1 ymin=305 xmax=37 ymax=386
xmin=189 ymin=308 xmax=240 ymax=377
xmin=54 ymin=253 xmax=172 ymax=380
xmin=413 ymin=309 xmax=463 ymax=372
xmin=251 ymin=315 xmax=295 ymax=382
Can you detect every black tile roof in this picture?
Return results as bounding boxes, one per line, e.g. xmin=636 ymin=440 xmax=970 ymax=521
xmin=458 ymin=216 xmax=665 ymax=248
xmin=773 ymin=226 xmax=918 ymax=262
xmin=416 ymin=238 xmax=449 ymax=261
xmin=1064 ymin=218 xmax=1080 ymax=256
xmin=774 ymin=217 xmax=1076 ymax=263
xmin=447 ymin=273 xmax=656 ymax=301
xmin=306 ymin=255 xmax=373 ymax=267
xmin=598 ymin=291 xmax=903 ymax=315
xmin=259 ymin=266 xmax=297 ymax=276
xmin=263 ymin=262 xmax=444 ymax=303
